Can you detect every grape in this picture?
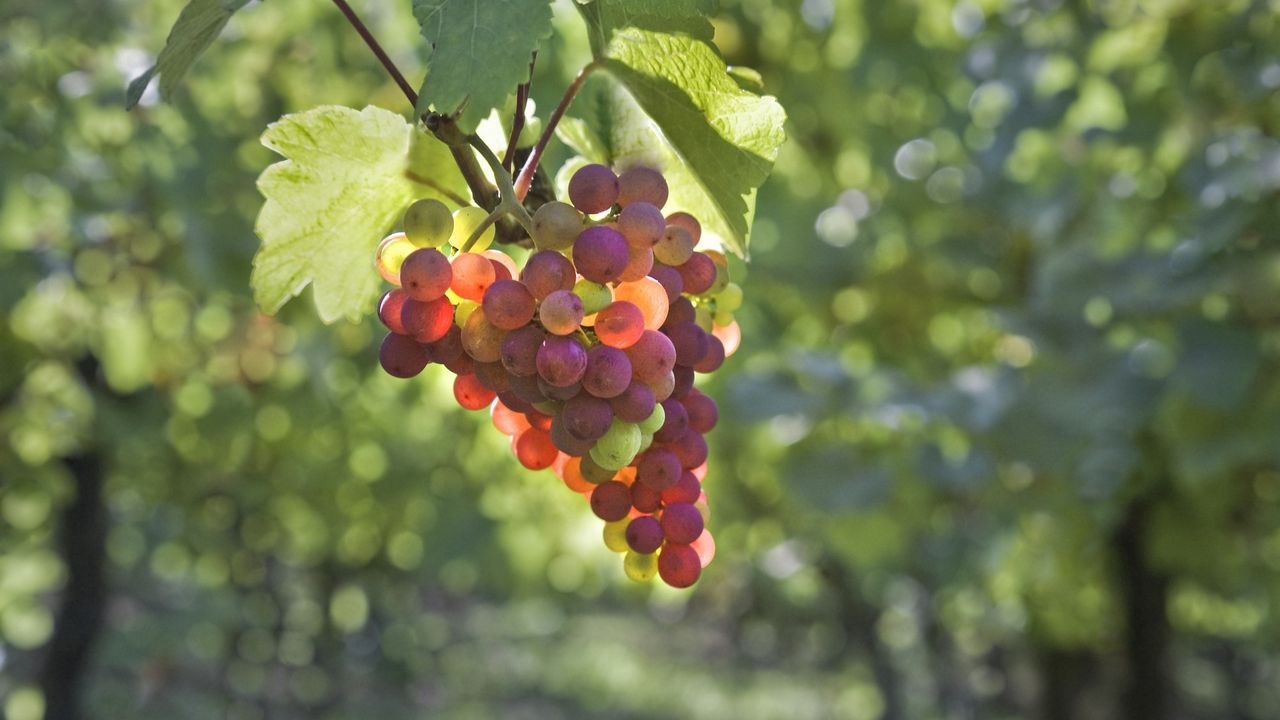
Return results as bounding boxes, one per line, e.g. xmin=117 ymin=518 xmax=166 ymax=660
xmin=672 ymin=365 xmax=695 ymax=399
xmin=453 ymin=373 xmax=496 ymax=410
xmin=574 ymin=279 xmax=614 ymax=315
xmin=450 ymin=252 xmax=497 ymax=302
xmin=666 ymin=322 xmax=710 ymax=367
xmin=572 ymin=226 xmax=629 ymax=284
xmin=682 ymin=390 xmax=719 ymax=433
xmin=579 ymin=454 xmax=617 ymax=484
xmin=484 ymin=250 xmax=519 ymax=279
xmin=630 ymin=481 xmax=662 ymax=514
xmin=473 ymin=361 xmax=511 ymax=393
xmin=651 ymin=371 xmax=676 ymax=402
xmin=426 ymin=324 xmax=465 ymax=365
xmin=589 ymin=480 xmax=632 ymax=521
xmin=562 ymin=393 xmax=613 ymax=441
xmin=491 ymin=401 xmax=531 ymax=436
xmin=583 ymin=345 xmax=632 ymax=399
xmin=375 ymin=232 xmax=415 ymax=285
xmin=538 ymin=377 xmax=582 ymax=402
xmin=539 ymin=290 xmax=584 ymax=336
xmin=560 ymin=457 xmax=596 ymax=493
xmin=449 ymin=206 xmax=495 ymax=252
xmin=379 ymin=333 xmax=429 ymax=378
xmin=662 ymin=471 xmax=702 ymax=506
xmin=514 ymin=427 xmax=557 ymax=470
xmin=669 ymin=430 xmax=709 ymax=469
xmin=482 ymin=278 xmax=536 ymax=330
xmin=617 ymin=167 xmax=668 ymax=208
xmin=623 ymin=550 xmax=658 ymax=582
xmin=657 ymin=543 xmax=701 ymax=588
xmin=690 ymin=529 xmax=716 ymax=568
xmin=603 ymin=519 xmax=631 ymax=553
xmin=694 ymin=335 xmax=725 ymax=373
xmin=550 ymin=413 xmax=595 ymax=457
xmin=695 ymin=305 xmax=714 ymax=332
xmin=520 ymin=250 xmax=576 ymax=300
xmin=637 ymin=448 xmax=681 ymax=491
xmin=536 ymin=335 xmax=588 ymax=387
xmin=399 ymin=248 xmax=453 ymax=301
xmin=454 ymin=299 xmax=479 ymax=327
xmin=590 ymin=420 xmax=641 ymax=470
xmin=638 ymin=433 xmax=654 ymax=454
xmin=611 ymin=381 xmax=656 ymax=423
xmin=404 ymin=198 xmax=454 ymax=248
xmin=638 ymin=402 xmax=666 ymax=435
xmin=655 ymin=399 xmax=690 ymax=443
xmin=665 ymin=212 xmax=702 ymax=244
xmin=677 ymin=252 xmax=717 ymax=296
xmin=531 ymin=201 xmax=584 ymax=250
xmin=717 ymin=282 xmax=743 ymax=312
xmin=526 ymin=410 xmax=554 ymax=432
xmin=401 ymin=296 xmax=454 ymax=344
xmin=594 ymin=301 xmax=645 ymax=349
xmin=647 ymin=264 xmax=684 ymax=303
xmin=378 ymin=289 xmax=409 ymax=334
xmin=461 ymin=310 xmax=507 ymax=363
xmin=611 ymin=278 xmax=669 ymax=330
xmin=664 ymin=296 xmax=696 ymax=328
xmin=713 ymin=320 xmax=741 ymax=357
xmin=500 ymin=325 xmax=544 ymax=377
xmin=661 ymin=502 xmax=704 ymax=544
xmin=654 ymin=225 xmax=694 ymax=266
xmin=508 ymin=372 xmax=548 ymax=405
xmin=625 ymin=516 xmax=664 ymax=554
xmin=617 ymin=202 xmax=666 ymax=247
xmin=623 ymin=330 xmax=677 ymax=386
xmin=568 ymin=163 xmax=619 ymax=214
xmin=618 ymin=244 xmax=655 ymax=282
xmin=498 ymin=391 xmax=536 ymax=415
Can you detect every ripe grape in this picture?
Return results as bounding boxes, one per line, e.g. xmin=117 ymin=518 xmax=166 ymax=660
xmin=427 ymin=324 xmax=464 ymax=366
xmin=404 ymin=198 xmax=454 ymax=248
xmin=647 ymin=264 xmax=684 ymax=303
xmin=603 ymin=519 xmax=631 ymax=552
xmin=526 ymin=410 xmax=554 ymax=432
xmin=669 ymin=430 xmax=709 ymax=469
xmin=655 ymin=398 xmax=689 ymax=443
xmin=379 ymin=333 xmax=429 ymax=378
xmin=574 ymin=279 xmax=614 ymax=315
xmin=677 ymin=252 xmax=717 ymax=296
xmin=625 ymin=516 xmax=664 ymax=554
xmin=560 ymin=456 xmax=596 ymax=493
xmin=568 ymin=164 xmax=619 ymax=214
xmin=630 ymin=481 xmax=662 ymax=514
xmin=661 ymin=502 xmax=704 ymax=545
xmin=611 ymin=278 xmax=669 ymax=330
xmin=713 ymin=320 xmax=741 ymax=357
xmin=589 ymin=480 xmax=632 ymax=521
xmin=498 ymin=391 xmax=536 ymax=415
xmin=665 ymin=212 xmax=702 ymax=244
xmin=461 ymin=310 xmax=507 ymax=363
xmin=550 ymin=413 xmax=595 ymax=457
xmin=616 ymin=167 xmax=669 ymax=209
xmin=401 ymin=296 xmax=454 ymax=344
xmin=572 ymin=226 xmax=629 ymax=284
xmin=531 ymin=201 xmax=583 ymax=251
xmin=657 ymin=543 xmax=701 ymax=588
xmin=473 ymin=361 xmax=511 ymax=393
xmin=508 ymin=372 xmax=548 ymax=405
xmin=664 ymin=296 xmax=696 ymax=328
xmin=375 ymin=232 xmax=415 ymax=285
xmin=623 ymin=330 xmax=676 ymax=385
xmin=399 ymin=248 xmax=453 ymax=301
xmin=583 ymin=345 xmax=632 ymax=399
xmin=483 ymin=249 xmax=520 ymax=279
xmin=453 ymin=373 xmax=496 ymax=410
xmin=562 ymin=393 xmax=613 ymax=441
xmin=491 ymin=401 xmax=531 ymax=436
xmin=450 ymin=252 xmax=497 ymax=302
xmin=590 ymin=420 xmax=641 ymax=470
xmin=682 ymin=390 xmax=719 ymax=433
xmin=690 ymin=529 xmax=716 ymax=568
xmin=694 ymin=335 xmax=725 ymax=373
xmin=666 ymin=323 xmax=709 ymax=367
xmin=520 ymin=250 xmax=576 ymax=300
xmin=610 ymin=381 xmax=656 ymax=423
xmin=539 ymin=290 xmax=584 ymax=336
xmin=449 ymin=206 xmax=495 ymax=252
xmin=536 ymin=335 xmax=588 ymax=387
xmin=617 ymin=201 xmax=666 ymax=247
xmin=482 ymin=278 xmax=536 ymax=330
xmin=651 ymin=370 xmax=676 ymax=402
xmin=672 ymin=365 xmax=695 ymax=399
xmin=500 ymin=325 xmax=544 ymax=377
xmin=378 ymin=289 xmax=409 ymax=334
xmin=637 ymin=448 xmax=681 ymax=491
xmin=662 ymin=471 xmax=701 ymax=506
xmin=618 ymin=244 xmax=655 ymax=282
xmin=514 ymin=427 xmax=557 ymax=470
xmin=623 ymin=550 xmax=658 ymax=582
xmin=594 ymin=301 xmax=645 ymax=349
xmin=654 ymin=225 xmax=694 ymax=266
xmin=538 ymin=377 xmax=581 ymax=402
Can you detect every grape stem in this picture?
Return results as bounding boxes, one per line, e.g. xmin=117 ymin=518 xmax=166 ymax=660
xmin=328 ymin=0 xmax=418 ymax=107
xmin=467 ymin=135 xmax=536 ymax=234
xmin=502 ymin=52 xmax=537 ymax=171
xmin=426 ymin=114 xmax=500 ymax=210
xmin=513 ymin=61 xmax=599 ymax=201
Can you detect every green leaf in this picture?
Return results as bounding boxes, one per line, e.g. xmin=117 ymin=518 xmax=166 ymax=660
xmin=413 ymin=0 xmax=553 ymax=131
xmin=126 ymin=0 xmax=250 ymax=109
xmin=578 ymin=0 xmax=717 ymax=47
xmin=554 ymin=116 xmax=609 ymax=164
xmin=252 ymin=105 xmax=465 ymax=323
xmin=585 ymin=27 xmax=786 ymax=257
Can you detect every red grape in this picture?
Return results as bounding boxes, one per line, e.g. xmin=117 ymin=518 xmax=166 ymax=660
xmin=379 ymin=333 xmax=429 ymax=378
xmin=590 ymin=480 xmax=632 ymax=521
xmin=626 ymin=516 xmax=664 ymax=553
xmin=658 ymin=543 xmax=701 ymax=588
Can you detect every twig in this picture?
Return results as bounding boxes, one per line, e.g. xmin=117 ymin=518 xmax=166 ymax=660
xmin=468 ymin=136 xmax=536 ymax=235
xmin=514 ymin=62 xmax=598 ymax=201
xmin=404 ymin=171 xmax=470 ymax=206
xmin=426 ymin=113 xmax=499 ymax=209
xmin=502 ymin=52 xmax=537 ymax=171
xmin=329 ymin=0 xmax=418 ymax=107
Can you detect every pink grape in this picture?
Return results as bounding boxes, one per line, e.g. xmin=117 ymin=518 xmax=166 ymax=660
xmin=573 ymin=226 xmax=629 ymax=284
xmin=378 ymin=289 xmax=409 ymax=334
xmin=400 ymin=296 xmax=454 ymax=344
xmin=520 ymin=250 xmax=576 ymax=300
xmin=616 ymin=167 xmax=668 ymax=209
xmin=658 ymin=543 xmax=701 ymax=588
xmin=618 ymin=244 xmax=655 ymax=282
xmin=624 ymin=330 xmax=677 ymax=385
xmin=630 ymin=482 xmax=663 ymax=514
xmin=568 ymin=163 xmax=620 ymax=214
xmin=682 ymin=390 xmax=719 ymax=433
xmin=677 ymin=252 xmax=718 ymax=296
xmin=583 ymin=345 xmax=632 ymax=399
xmin=594 ymin=301 xmax=645 ymax=349
xmin=662 ymin=471 xmax=702 ymax=505
xmin=539 ymin=290 xmax=584 ymax=336
xmin=610 ymin=381 xmax=656 ymax=423
xmin=450 ymin=252 xmax=496 ymax=302
xmin=637 ymin=448 xmax=681 ymax=491
xmin=617 ymin=202 xmax=666 ymax=247
xmin=500 ymin=325 xmax=544 ymax=377
xmin=665 ymin=212 xmax=702 ymax=244
xmin=508 ymin=373 xmax=548 ymax=405
xmin=482 ymin=278 xmax=536 ymax=330
xmin=399 ymin=248 xmax=452 ymax=301
xmin=472 ymin=361 xmax=511 ymax=393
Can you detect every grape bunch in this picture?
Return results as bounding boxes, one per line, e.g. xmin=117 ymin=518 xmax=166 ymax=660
xmin=373 ymin=165 xmax=742 ymax=589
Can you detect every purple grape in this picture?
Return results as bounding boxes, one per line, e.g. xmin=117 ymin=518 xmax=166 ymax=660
xmin=508 ymin=372 xmax=548 ymax=405
xmin=500 ymin=325 xmax=545 ymax=377
xmin=664 ymin=296 xmax=696 ymax=328
xmin=694 ymin=335 xmax=725 ymax=373
xmin=568 ymin=163 xmax=619 ymax=214
xmin=539 ymin=289 xmax=584 ymax=336
xmin=660 ymin=502 xmax=704 ymax=544
xmin=520 ymin=250 xmax=576 ymax=300
xmin=662 ymin=471 xmax=701 ymax=505
xmin=655 ymin=398 xmax=689 ymax=443
xmin=497 ymin=391 xmax=537 ymax=415
xmin=623 ymin=330 xmax=676 ymax=385
xmin=425 ymin=324 xmax=464 ymax=365
xmin=538 ymin=377 xmax=582 ymax=402
xmin=617 ymin=202 xmax=666 ymax=248
xmin=550 ymin=414 xmax=595 ymax=456
xmin=666 ymin=322 xmax=709 ymax=367
xmin=583 ymin=345 xmax=632 ymax=399
xmin=572 ymin=226 xmax=629 ymax=284
xmin=562 ymin=393 xmax=614 ymax=441
xmin=472 ymin=361 xmax=511 ymax=393
xmin=536 ymin=335 xmax=588 ymax=387
xmin=379 ymin=333 xmax=429 ymax=378
xmin=611 ymin=381 xmax=657 ymax=423
xmin=678 ymin=252 xmax=717 ymax=296
xmin=631 ymin=482 xmax=663 ymax=513
xmin=647 ymin=264 xmax=684 ymax=303
xmin=668 ymin=430 xmax=708 ymax=469
xmin=672 ymin=365 xmax=695 ymax=399
xmin=626 ymin=515 xmax=665 ymax=553
xmin=637 ymin=448 xmax=681 ymax=491
xmin=681 ymin=390 xmax=719 ymax=433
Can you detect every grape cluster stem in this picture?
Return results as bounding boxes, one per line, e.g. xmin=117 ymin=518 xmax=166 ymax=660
xmin=513 ymin=62 xmax=599 ymax=202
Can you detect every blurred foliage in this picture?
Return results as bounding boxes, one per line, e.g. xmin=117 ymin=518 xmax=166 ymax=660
xmin=1 ymin=0 xmax=1278 ymax=719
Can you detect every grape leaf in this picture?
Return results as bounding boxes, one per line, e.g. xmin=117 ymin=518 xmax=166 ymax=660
xmin=413 ymin=0 xmax=553 ymax=131
xmin=252 ymin=105 xmax=465 ymax=323
xmin=578 ymin=0 xmax=717 ymax=43
xmin=126 ymin=0 xmax=251 ymax=109
xmin=583 ymin=26 xmax=786 ymax=257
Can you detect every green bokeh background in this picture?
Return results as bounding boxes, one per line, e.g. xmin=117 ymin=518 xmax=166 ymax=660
xmin=2 ymin=1 xmax=1279 ymax=718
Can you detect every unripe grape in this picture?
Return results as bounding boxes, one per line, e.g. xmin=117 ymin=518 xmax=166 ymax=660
xmin=404 ymin=198 xmax=454 ymax=248
xmin=616 ymin=167 xmax=669 ymax=209
xmin=539 ymin=290 xmax=584 ymax=336
xmin=690 ymin=529 xmax=716 ymax=568
xmin=638 ymin=402 xmax=666 ymax=435
xmin=531 ymin=201 xmax=583 ymax=251
xmin=574 ymin=279 xmax=613 ymax=315
xmin=579 ymin=454 xmax=617 ymax=484
xmin=590 ymin=420 xmax=641 ymax=470
xmin=623 ymin=550 xmax=658 ymax=582
xmin=449 ymin=206 xmax=495 ymax=252
xmin=712 ymin=319 xmax=741 ymax=357
xmin=618 ymin=244 xmax=655 ymax=282
xmin=603 ymin=519 xmax=631 ymax=553
xmin=717 ymin=282 xmax=743 ymax=312
xmin=654 ymin=225 xmax=695 ymax=265
xmin=461 ymin=310 xmax=507 ymax=363
xmin=665 ymin=212 xmax=702 ymax=244
xmin=375 ymin=232 xmax=415 ymax=285
xmin=568 ymin=163 xmax=620 ymax=214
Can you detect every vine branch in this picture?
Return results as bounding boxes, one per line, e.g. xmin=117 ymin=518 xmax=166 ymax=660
xmin=514 ymin=62 xmax=599 ymax=201
xmin=502 ymin=53 xmax=537 ymax=171
xmin=329 ymin=0 xmax=418 ymax=107
xmin=426 ymin=113 xmax=499 ymax=209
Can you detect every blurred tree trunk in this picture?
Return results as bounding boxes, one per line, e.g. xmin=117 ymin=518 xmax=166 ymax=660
xmin=817 ymin=556 xmax=905 ymax=720
xmin=1040 ymin=648 xmax=1096 ymax=720
xmin=1114 ymin=499 xmax=1171 ymax=720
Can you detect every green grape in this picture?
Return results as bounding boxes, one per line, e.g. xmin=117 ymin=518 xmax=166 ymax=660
xmin=574 ymin=278 xmax=614 ymax=315
xmin=603 ymin=519 xmax=630 ymax=553
xmin=454 ymin=299 xmax=479 ymax=327
xmin=375 ymin=232 xmax=416 ymax=285
xmin=717 ymin=283 xmax=743 ymax=312
xmin=404 ymin=198 xmax=454 ymax=248
xmin=590 ymin=420 xmax=641 ymax=470
xmin=623 ymin=550 xmax=658 ymax=581
xmin=450 ymin=206 xmax=495 ymax=252
xmin=694 ymin=305 xmax=714 ymax=331
xmin=637 ymin=432 xmax=654 ymax=454
xmin=532 ymin=201 xmax=583 ymax=251
xmin=714 ymin=309 xmax=735 ymax=327
xmin=638 ymin=403 xmax=665 ymax=435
